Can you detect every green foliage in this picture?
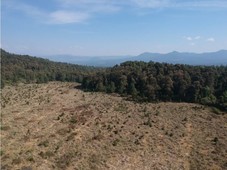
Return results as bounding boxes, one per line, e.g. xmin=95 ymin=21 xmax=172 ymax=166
xmin=2 ymin=49 xmax=227 ymax=110
xmin=81 ymin=61 xmax=227 ymax=110
xmin=128 ymin=81 xmax=137 ymax=97
xmin=0 ymin=150 xmax=3 ymax=156
xmin=211 ymin=107 xmax=222 ymax=115
xmin=201 ymin=94 xmax=217 ymax=105
xmin=96 ymin=82 xmax=105 ymax=92
xmin=1 ymin=49 xmax=104 ymax=86
xmin=221 ymin=91 xmax=227 ymax=103
xmin=107 ymin=81 xmax=116 ymax=93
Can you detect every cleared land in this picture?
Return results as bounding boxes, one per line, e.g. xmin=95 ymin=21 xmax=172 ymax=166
xmin=1 ymin=82 xmax=227 ymax=170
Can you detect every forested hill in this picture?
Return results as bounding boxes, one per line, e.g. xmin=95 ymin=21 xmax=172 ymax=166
xmin=1 ymin=49 xmax=227 ymax=110
xmin=82 ymin=61 xmax=227 ymax=110
xmin=1 ymin=49 xmax=104 ymax=88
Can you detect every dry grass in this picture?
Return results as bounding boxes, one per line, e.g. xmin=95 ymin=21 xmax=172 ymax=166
xmin=1 ymin=82 xmax=227 ymax=170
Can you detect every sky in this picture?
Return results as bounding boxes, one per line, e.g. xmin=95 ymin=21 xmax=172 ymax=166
xmin=1 ymin=0 xmax=227 ymax=56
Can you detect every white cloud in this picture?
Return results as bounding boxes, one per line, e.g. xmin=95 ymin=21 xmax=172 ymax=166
xmin=186 ymin=36 xmax=192 ymax=41
xmin=58 ymin=0 xmax=121 ymax=13
xmin=2 ymin=0 xmax=122 ymax=24
xmin=2 ymin=1 xmax=46 ymax=20
xmin=128 ymin=0 xmax=227 ymax=9
xmin=3 ymin=0 xmax=227 ymax=25
xmin=2 ymin=1 xmax=92 ymax=24
xmin=207 ymin=38 xmax=215 ymax=42
xmin=184 ymin=36 xmax=201 ymax=41
xmin=131 ymin=0 xmax=170 ymax=8
xmin=194 ymin=36 xmax=201 ymax=40
xmin=173 ymin=0 xmax=227 ymax=9
xmin=184 ymin=36 xmax=216 ymax=44
xmin=49 ymin=11 xmax=90 ymax=24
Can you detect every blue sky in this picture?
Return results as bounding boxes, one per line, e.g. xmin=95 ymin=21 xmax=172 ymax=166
xmin=1 ymin=0 xmax=227 ymax=56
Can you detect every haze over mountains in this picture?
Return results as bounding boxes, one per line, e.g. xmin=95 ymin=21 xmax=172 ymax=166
xmin=45 ymin=50 xmax=227 ymax=67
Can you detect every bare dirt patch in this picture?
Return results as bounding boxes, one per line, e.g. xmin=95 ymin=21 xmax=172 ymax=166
xmin=1 ymin=82 xmax=227 ymax=170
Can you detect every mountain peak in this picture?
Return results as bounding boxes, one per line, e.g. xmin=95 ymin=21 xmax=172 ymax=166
xmin=169 ymin=51 xmax=179 ymax=54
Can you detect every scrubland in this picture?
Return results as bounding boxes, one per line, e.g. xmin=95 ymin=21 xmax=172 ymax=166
xmin=1 ymin=82 xmax=227 ymax=170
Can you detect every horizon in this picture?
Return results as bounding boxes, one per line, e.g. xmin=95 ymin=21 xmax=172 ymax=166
xmin=2 ymin=0 xmax=227 ymax=56
xmin=2 ymin=48 xmax=227 ymax=58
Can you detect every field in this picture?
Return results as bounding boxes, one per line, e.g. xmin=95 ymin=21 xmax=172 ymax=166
xmin=1 ymin=82 xmax=227 ymax=170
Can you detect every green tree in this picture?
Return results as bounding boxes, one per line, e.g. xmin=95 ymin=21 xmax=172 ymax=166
xmin=128 ymin=78 xmax=137 ymax=97
xmin=96 ymin=81 xmax=105 ymax=92
xmin=118 ymin=75 xmax=127 ymax=94
xmin=220 ymin=91 xmax=227 ymax=103
xmin=129 ymin=82 xmax=137 ymax=97
xmin=107 ymin=81 xmax=116 ymax=93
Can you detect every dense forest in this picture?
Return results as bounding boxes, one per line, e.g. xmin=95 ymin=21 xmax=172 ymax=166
xmin=1 ymin=49 xmax=104 ymax=88
xmin=81 ymin=61 xmax=227 ymax=110
xmin=1 ymin=49 xmax=227 ymax=110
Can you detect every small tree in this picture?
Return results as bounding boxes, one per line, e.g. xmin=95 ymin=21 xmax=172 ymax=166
xmin=96 ymin=81 xmax=105 ymax=92
xmin=107 ymin=81 xmax=116 ymax=93
xmin=221 ymin=91 xmax=227 ymax=103
xmin=128 ymin=82 xmax=137 ymax=98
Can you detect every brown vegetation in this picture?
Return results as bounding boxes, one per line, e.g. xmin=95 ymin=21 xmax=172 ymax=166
xmin=1 ymin=82 xmax=227 ymax=170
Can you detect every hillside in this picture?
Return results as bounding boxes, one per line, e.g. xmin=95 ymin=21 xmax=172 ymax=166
xmin=1 ymin=49 xmax=103 ymax=88
xmin=44 ymin=50 xmax=227 ymax=67
xmin=2 ymin=49 xmax=227 ymax=109
xmin=134 ymin=50 xmax=227 ymax=66
xmin=1 ymin=82 xmax=227 ymax=170
xmin=82 ymin=61 xmax=227 ymax=111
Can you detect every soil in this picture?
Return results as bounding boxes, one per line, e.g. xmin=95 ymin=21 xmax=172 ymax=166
xmin=1 ymin=82 xmax=227 ymax=170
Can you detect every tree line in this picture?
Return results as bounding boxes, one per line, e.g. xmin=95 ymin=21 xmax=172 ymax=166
xmin=81 ymin=61 xmax=227 ymax=110
xmin=1 ymin=49 xmax=226 ymax=110
xmin=1 ymin=49 xmax=104 ymax=88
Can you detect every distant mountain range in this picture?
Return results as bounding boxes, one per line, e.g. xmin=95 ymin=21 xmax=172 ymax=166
xmin=45 ymin=50 xmax=227 ymax=67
